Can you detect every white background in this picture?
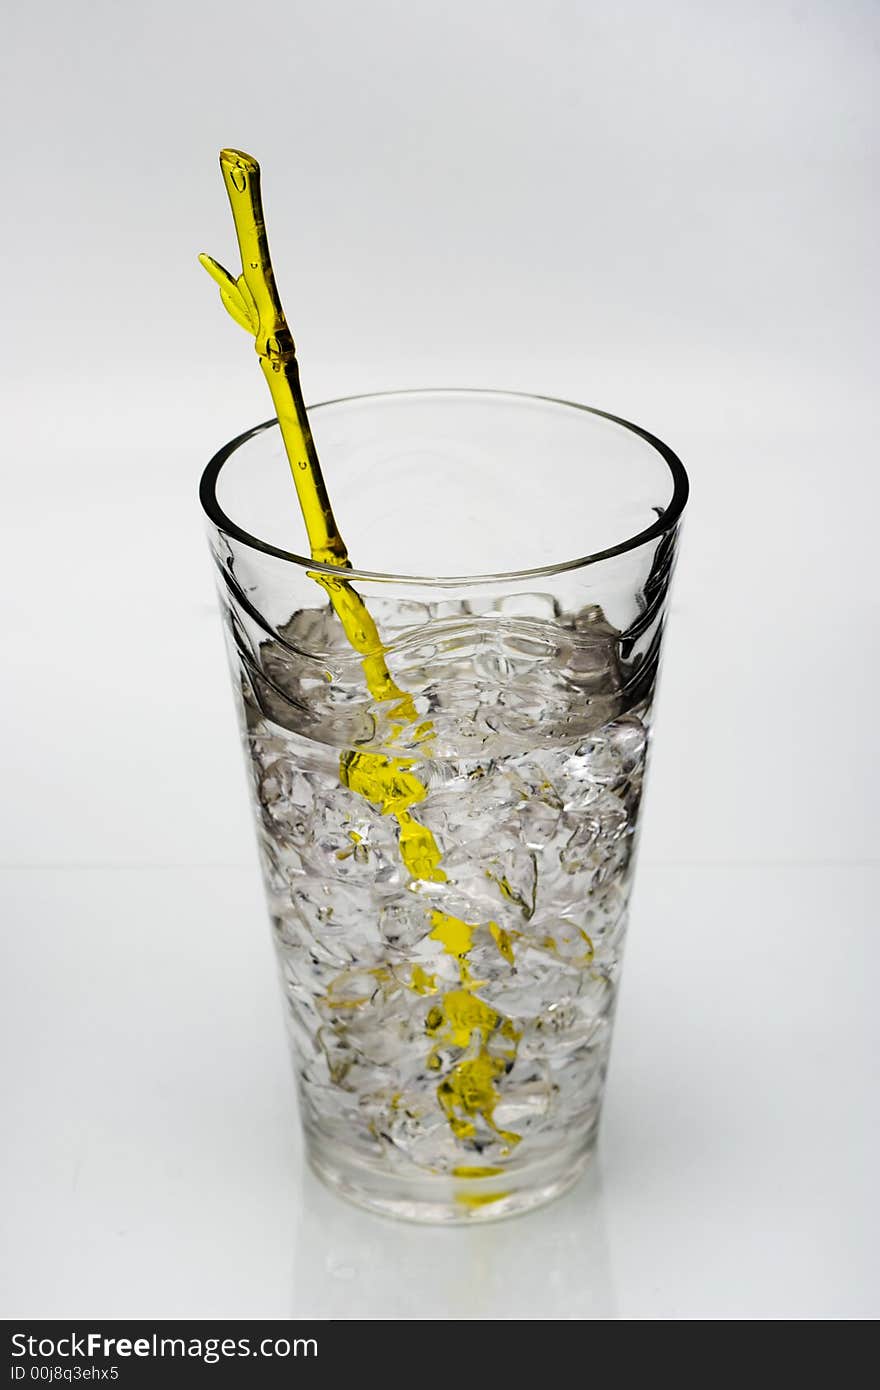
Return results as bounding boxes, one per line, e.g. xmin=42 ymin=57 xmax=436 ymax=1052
xmin=1 ymin=0 xmax=877 ymax=1318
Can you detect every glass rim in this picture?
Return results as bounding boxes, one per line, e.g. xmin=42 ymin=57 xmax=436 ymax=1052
xmin=199 ymin=388 xmax=689 ymax=586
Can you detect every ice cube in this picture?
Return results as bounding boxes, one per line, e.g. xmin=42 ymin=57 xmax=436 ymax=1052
xmin=441 ymin=836 xmax=538 ymax=923
xmin=478 ymin=952 xmax=583 ymax=1023
xmin=560 ymin=713 xmax=648 ymax=796
xmin=255 ymin=757 xmax=315 ymax=848
xmin=378 ymin=898 xmax=433 ymax=951
xmin=300 ymin=796 xmax=403 ymax=889
xmin=417 ymin=764 xmax=525 ymax=847
xmin=519 ymin=1000 xmax=608 ymax=1058
xmin=559 ymin=792 xmax=629 ymax=859
xmin=604 ymin=713 xmax=649 ymax=774
xmin=491 ymin=1062 xmax=556 ymax=1132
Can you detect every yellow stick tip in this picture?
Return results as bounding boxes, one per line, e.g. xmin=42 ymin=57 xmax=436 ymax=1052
xmin=219 ymin=148 xmax=260 ymax=174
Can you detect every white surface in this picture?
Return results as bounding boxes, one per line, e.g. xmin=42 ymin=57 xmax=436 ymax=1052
xmin=2 ymin=0 xmax=879 ymax=1320
xmin=2 ymin=865 xmax=876 ymax=1319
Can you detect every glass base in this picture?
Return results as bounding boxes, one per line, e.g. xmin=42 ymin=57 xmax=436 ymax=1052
xmin=306 ymin=1130 xmax=598 ymax=1225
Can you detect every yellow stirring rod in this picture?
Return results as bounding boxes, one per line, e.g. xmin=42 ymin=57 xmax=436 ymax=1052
xmin=200 ymin=149 xmax=523 ymax=1158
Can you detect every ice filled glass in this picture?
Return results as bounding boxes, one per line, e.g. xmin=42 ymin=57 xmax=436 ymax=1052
xmin=201 ymin=389 xmax=688 ymax=1222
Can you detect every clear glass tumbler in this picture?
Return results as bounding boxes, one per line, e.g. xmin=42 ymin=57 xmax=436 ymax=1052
xmin=200 ymin=389 xmax=688 ymax=1222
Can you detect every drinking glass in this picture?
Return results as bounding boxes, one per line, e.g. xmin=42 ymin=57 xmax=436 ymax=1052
xmin=200 ymin=389 xmax=688 ymax=1222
